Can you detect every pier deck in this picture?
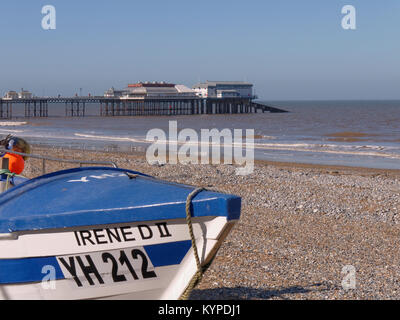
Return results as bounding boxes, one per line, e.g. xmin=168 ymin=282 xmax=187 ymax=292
xmin=0 ymin=97 xmax=288 ymax=118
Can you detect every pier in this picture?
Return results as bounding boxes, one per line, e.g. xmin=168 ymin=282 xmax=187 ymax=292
xmin=251 ymin=102 xmax=289 ymax=113
xmin=0 ymin=97 xmax=288 ymax=119
xmin=1 ymin=81 xmax=289 ymax=118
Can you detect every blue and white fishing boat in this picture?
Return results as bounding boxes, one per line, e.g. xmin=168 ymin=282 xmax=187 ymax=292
xmin=0 ymin=148 xmax=241 ymax=300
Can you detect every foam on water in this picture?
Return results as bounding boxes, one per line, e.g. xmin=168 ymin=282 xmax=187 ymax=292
xmin=0 ymin=121 xmax=27 ymax=126
xmin=75 ymin=133 xmax=147 ymax=144
xmin=0 ymin=128 xmax=25 ymax=133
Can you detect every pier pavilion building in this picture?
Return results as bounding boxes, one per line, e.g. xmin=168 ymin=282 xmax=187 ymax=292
xmin=192 ymin=81 xmax=254 ymax=99
xmin=104 ymin=82 xmax=197 ymax=99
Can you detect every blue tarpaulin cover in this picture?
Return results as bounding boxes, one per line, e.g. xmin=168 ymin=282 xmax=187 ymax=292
xmin=0 ymin=167 xmax=241 ymax=234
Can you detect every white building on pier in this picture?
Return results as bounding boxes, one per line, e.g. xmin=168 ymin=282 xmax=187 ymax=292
xmin=192 ymin=81 xmax=254 ymax=99
xmin=19 ymin=89 xmax=33 ymax=99
xmin=3 ymin=91 xmax=19 ymax=99
xmin=3 ymin=89 xmax=33 ymax=100
xmin=104 ymin=82 xmax=197 ymax=99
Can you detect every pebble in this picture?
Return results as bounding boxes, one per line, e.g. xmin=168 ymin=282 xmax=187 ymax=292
xmin=23 ymin=147 xmax=400 ymax=300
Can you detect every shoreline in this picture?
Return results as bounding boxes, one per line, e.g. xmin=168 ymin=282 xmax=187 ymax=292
xmin=21 ymin=145 xmax=400 ymax=300
xmin=28 ymin=143 xmax=400 ymax=177
xmin=255 ymin=158 xmax=400 ymax=177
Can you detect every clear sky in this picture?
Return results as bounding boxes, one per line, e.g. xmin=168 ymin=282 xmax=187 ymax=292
xmin=0 ymin=0 xmax=399 ymax=100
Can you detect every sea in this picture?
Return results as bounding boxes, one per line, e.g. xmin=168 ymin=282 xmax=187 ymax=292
xmin=2 ymin=100 xmax=400 ymax=170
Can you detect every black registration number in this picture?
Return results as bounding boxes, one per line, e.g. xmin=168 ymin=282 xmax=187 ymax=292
xmin=57 ymin=247 xmax=157 ymax=288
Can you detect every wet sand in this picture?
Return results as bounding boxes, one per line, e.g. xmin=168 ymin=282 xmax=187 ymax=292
xmin=23 ymin=146 xmax=400 ymax=300
xmin=325 ymin=132 xmax=373 ymax=138
xmin=324 ymin=132 xmax=379 ymax=143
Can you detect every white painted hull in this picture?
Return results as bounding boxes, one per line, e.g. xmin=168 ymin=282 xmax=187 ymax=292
xmin=0 ymin=216 xmax=236 ymax=300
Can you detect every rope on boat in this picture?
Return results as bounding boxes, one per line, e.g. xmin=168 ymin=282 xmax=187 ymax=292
xmin=179 ymin=187 xmax=205 ymax=300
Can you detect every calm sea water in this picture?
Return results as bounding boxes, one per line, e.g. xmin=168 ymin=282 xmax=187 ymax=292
xmin=2 ymin=100 xmax=400 ymax=169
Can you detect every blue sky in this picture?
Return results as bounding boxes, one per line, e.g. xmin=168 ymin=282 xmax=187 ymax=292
xmin=0 ymin=0 xmax=399 ymax=100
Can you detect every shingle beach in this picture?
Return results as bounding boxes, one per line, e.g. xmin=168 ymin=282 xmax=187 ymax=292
xmin=24 ymin=147 xmax=400 ymax=300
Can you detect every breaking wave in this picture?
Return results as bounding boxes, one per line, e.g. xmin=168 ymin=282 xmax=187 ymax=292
xmin=74 ymin=133 xmax=147 ymax=144
xmin=73 ymin=132 xmax=400 ymax=160
xmin=0 ymin=121 xmax=27 ymax=126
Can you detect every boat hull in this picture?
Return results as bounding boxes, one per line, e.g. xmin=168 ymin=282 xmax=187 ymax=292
xmin=0 ymin=216 xmax=236 ymax=300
